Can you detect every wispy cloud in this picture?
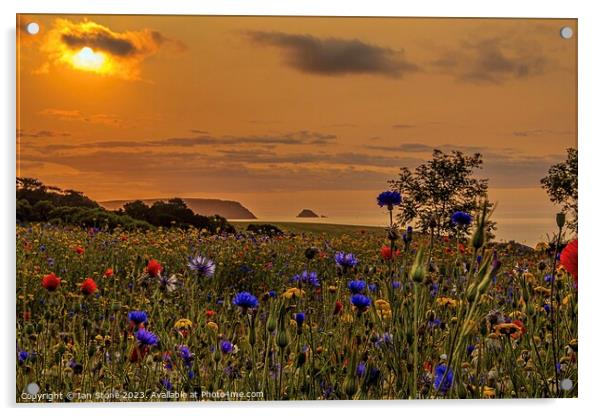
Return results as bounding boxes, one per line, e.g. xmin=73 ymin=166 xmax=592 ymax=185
xmin=17 ymin=129 xmax=71 ymax=138
xmin=432 ymin=37 xmax=547 ymax=84
xmin=39 ymin=108 xmax=123 ymax=126
xmin=246 ymin=31 xmax=419 ymax=78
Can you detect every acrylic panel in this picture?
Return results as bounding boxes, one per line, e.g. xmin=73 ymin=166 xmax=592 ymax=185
xmin=16 ymin=15 xmax=577 ymax=402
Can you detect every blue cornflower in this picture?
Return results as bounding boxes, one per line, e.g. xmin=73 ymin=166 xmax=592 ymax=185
xmin=268 ymin=290 xmax=277 ymax=298
xmin=292 ymin=271 xmax=320 ymax=287
xmin=356 ymin=361 xmax=367 ymax=377
xmin=232 ymin=291 xmax=259 ymax=310
xmin=451 ymin=211 xmax=472 ymax=226
xmin=160 ymin=378 xmax=173 ymax=391
xmin=18 ymin=351 xmax=31 ymax=364
xmin=375 ymin=332 xmax=393 ymax=349
xmin=434 ymin=364 xmax=454 ymax=394
xmin=128 ymin=310 xmax=148 ymax=326
xmin=188 ymin=255 xmax=215 ymax=278
xmin=295 ymin=312 xmax=306 ymax=326
xmin=136 ymin=329 xmax=159 ymax=347
xmin=391 ymin=281 xmax=401 ymax=289
xmin=377 ymin=191 xmax=402 ymax=208
xmin=403 ymin=226 xmax=413 ymax=244
xmin=220 ymin=340 xmax=234 ymax=354
xmin=368 ymin=283 xmax=378 ymax=293
xmin=335 ymin=252 xmax=358 ymax=269
xmin=350 ymin=294 xmax=371 ymax=311
xmin=467 ymin=344 xmax=476 ymax=356
xmin=543 ymin=304 xmax=551 ymax=314
xmin=544 ymin=274 xmax=554 ymax=284
xmin=348 ymin=279 xmax=366 ymax=294
xmin=178 ymin=345 xmax=193 ymax=364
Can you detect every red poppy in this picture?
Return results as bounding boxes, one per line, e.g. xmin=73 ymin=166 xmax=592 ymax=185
xmin=458 ymin=243 xmax=466 ymax=254
xmin=206 ymin=310 xmax=216 ymax=318
xmin=23 ymin=311 xmax=31 ymax=321
xmin=560 ymin=239 xmax=578 ymax=286
xmin=423 ymin=361 xmax=433 ymax=372
xmin=146 ymin=259 xmax=162 ymax=277
xmin=104 ymin=268 xmax=114 ymax=278
xmin=380 ymin=245 xmax=401 ymax=261
xmin=81 ymin=277 xmax=97 ymax=296
xmin=333 ymin=300 xmax=344 ymax=315
xmin=511 ymin=320 xmax=527 ymax=339
xmin=74 ymin=246 xmax=85 ymax=255
xmin=41 ymin=272 xmax=61 ymax=291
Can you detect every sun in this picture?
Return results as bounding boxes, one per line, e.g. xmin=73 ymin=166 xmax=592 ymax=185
xmin=71 ymin=47 xmax=106 ymax=71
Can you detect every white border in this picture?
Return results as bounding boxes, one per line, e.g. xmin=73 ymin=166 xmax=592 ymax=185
xmin=2 ymin=1 xmax=600 ymax=415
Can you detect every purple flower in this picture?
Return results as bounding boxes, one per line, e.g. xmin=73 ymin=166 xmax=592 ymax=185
xmin=348 ymin=279 xmax=366 ymax=294
xmin=451 ymin=211 xmax=472 ymax=226
xmin=128 ymin=310 xmax=148 ymax=326
xmin=178 ymin=345 xmax=193 ymax=364
xmin=335 ymin=252 xmax=358 ymax=269
xmin=232 ymin=291 xmax=259 ymax=310
xmin=135 ymin=329 xmax=159 ymax=347
xmin=292 ymin=271 xmax=320 ymax=287
xmin=220 ymin=340 xmax=233 ymax=354
xmin=188 ymin=255 xmax=216 ymax=278
xmin=434 ymin=364 xmax=454 ymax=394
xmin=350 ymin=294 xmax=371 ymax=311
xmin=356 ymin=361 xmax=367 ymax=377
xmin=377 ymin=191 xmax=402 ymax=208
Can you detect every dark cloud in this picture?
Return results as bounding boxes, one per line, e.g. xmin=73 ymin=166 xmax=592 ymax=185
xmin=17 ymin=129 xmax=71 ymax=138
xmin=433 ymin=38 xmax=547 ymax=84
xmin=364 ymin=142 xmax=436 ymax=153
xmin=34 ymin=131 xmax=337 ymax=151
xmin=512 ymin=129 xmax=573 ymax=137
xmin=19 ymin=150 xmax=398 ymax=193
xmin=160 ymin=130 xmax=336 ymax=147
xmin=247 ymin=31 xmax=419 ymax=77
xmin=61 ymin=30 xmax=137 ymax=57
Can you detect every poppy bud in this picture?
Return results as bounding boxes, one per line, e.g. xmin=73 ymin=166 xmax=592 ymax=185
xmin=556 ymin=212 xmax=566 ymax=229
xmin=333 ymin=300 xmax=344 ymax=315
xmin=410 ymin=246 xmax=427 ymax=283
xmin=267 ymin=315 xmax=277 ymax=332
xmin=343 ymin=376 xmax=357 ymax=398
xmin=304 ymin=247 xmax=319 ymax=260
xmin=276 ymin=330 xmax=289 ymax=349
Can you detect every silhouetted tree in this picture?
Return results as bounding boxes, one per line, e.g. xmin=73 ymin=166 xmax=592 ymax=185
xmin=388 ymin=149 xmax=494 ymax=237
xmin=541 ymin=148 xmax=578 ymax=232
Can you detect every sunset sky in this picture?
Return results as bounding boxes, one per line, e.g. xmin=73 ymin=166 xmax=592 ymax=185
xmin=16 ymin=15 xmax=577 ymax=244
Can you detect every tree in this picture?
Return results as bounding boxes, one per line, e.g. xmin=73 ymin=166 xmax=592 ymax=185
xmin=541 ymin=148 xmax=578 ymax=232
xmin=388 ymin=149 xmax=493 ymax=237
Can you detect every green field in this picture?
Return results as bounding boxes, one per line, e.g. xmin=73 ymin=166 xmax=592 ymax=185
xmin=232 ymin=221 xmax=383 ymax=236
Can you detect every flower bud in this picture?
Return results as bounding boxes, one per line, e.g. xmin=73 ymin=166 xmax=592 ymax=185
xmin=267 ymin=315 xmax=277 ymax=332
xmin=410 ymin=246 xmax=427 ymax=283
xmin=343 ymin=376 xmax=357 ymax=398
xmin=276 ymin=329 xmax=289 ymax=349
xmin=556 ymin=212 xmax=566 ymax=229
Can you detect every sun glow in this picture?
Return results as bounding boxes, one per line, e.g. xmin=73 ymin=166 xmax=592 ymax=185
xmin=71 ymin=47 xmax=106 ymax=71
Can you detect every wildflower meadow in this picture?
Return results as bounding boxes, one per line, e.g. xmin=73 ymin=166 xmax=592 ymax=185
xmin=16 ymin=191 xmax=578 ymax=401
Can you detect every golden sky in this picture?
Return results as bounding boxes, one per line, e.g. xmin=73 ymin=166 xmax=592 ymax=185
xmin=16 ymin=15 xmax=577 ymax=244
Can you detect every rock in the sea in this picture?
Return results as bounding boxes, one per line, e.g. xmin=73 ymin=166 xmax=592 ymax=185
xmin=297 ymin=209 xmax=320 ymax=218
